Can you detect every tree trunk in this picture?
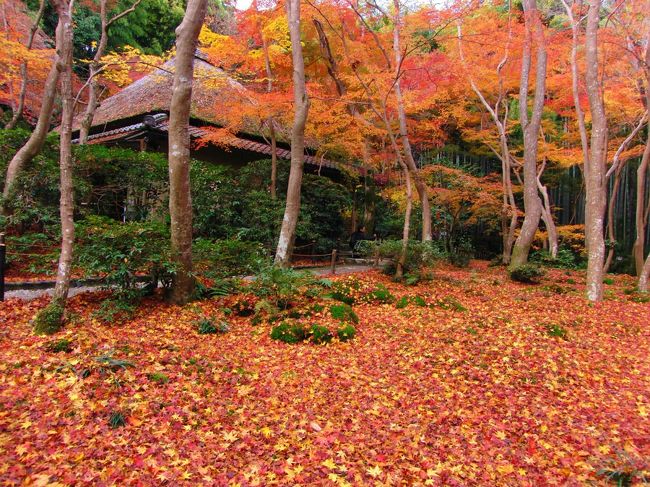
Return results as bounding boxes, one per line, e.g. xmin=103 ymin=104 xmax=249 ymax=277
xmin=633 ymin=46 xmax=650 ymax=277
xmin=167 ymin=0 xmax=207 ymax=304
xmin=262 ymin=35 xmax=278 ymax=199
xmin=510 ymin=0 xmax=546 ymax=268
xmin=392 ymin=0 xmax=431 ymax=242
xmin=275 ymin=0 xmax=309 ymax=267
xmin=537 ymin=171 xmax=558 ymax=257
xmin=5 ymin=0 xmax=46 ymax=130
xmin=583 ymin=0 xmax=608 ymax=302
xmin=2 ymin=19 xmax=65 ymax=209
xmin=78 ymin=0 xmax=142 ymax=144
xmin=604 ymin=164 xmax=623 ymax=272
xmin=33 ymin=0 xmax=74 ymax=335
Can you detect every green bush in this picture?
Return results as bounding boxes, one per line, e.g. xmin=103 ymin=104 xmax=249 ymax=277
xmin=270 ymin=322 xmax=308 ymax=344
xmin=193 ymin=238 xmax=266 ymax=278
xmin=395 ymin=296 xmax=409 ymax=309
xmin=330 ymin=303 xmax=359 ymax=323
xmin=93 ymin=298 xmax=137 ymax=324
xmin=252 ymin=265 xmax=313 ymax=309
xmin=337 ymin=324 xmax=356 ymax=342
xmin=357 ymin=240 xmax=446 ymax=277
xmin=75 ymin=216 xmax=174 ymax=299
xmin=309 ymin=324 xmax=333 ymax=344
xmin=509 ymin=264 xmax=545 ymax=284
xmin=531 ymin=248 xmax=578 ymax=269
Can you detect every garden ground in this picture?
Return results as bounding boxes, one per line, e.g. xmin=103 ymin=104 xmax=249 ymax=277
xmin=1 ymin=262 xmax=649 ymax=485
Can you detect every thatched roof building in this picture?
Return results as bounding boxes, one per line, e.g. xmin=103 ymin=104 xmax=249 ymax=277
xmin=73 ymin=54 xmax=356 ymax=173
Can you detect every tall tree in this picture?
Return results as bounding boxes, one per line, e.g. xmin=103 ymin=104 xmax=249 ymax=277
xmin=2 ymin=9 xmax=66 ymax=210
xmin=509 ymin=0 xmax=547 ymax=267
xmin=167 ymin=0 xmax=208 ymax=303
xmin=4 ymin=0 xmax=46 ymax=130
xmin=582 ymin=0 xmax=608 ymax=301
xmin=33 ymin=0 xmax=75 ymax=334
xmin=78 ymin=0 xmax=143 ymax=144
xmin=637 ymin=10 xmax=650 ymax=291
xmin=275 ymin=0 xmax=310 ymax=266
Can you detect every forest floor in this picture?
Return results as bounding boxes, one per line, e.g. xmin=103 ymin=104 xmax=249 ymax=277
xmin=1 ymin=262 xmax=649 ymax=485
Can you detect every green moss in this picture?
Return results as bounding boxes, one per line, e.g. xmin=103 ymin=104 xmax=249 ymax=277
xmin=337 ymin=324 xmax=356 ymax=342
xmin=270 ymin=322 xmax=308 ymax=344
xmin=330 ymin=303 xmax=359 ymax=324
xmin=309 ymin=324 xmax=333 ymax=344
xmin=33 ymin=300 xmax=65 ymax=335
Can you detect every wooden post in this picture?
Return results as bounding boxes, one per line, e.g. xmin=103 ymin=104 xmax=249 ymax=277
xmin=0 ymin=233 xmax=5 ymax=302
xmin=330 ymin=249 xmax=337 ymax=274
xmin=311 ymin=239 xmax=316 ymax=265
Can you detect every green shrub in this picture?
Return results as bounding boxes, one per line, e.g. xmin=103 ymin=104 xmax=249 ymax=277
xmin=193 ymin=238 xmax=266 ymax=279
xmin=509 ymin=264 xmax=545 ymax=283
xmin=45 ymin=338 xmax=73 ymax=353
xmin=270 ymin=322 xmax=308 ymax=344
xmin=603 ymin=277 xmax=614 ymax=285
xmin=358 ymin=240 xmax=446 ymax=276
xmin=330 ymin=303 xmax=359 ymax=324
xmin=412 ymin=295 xmax=427 ymax=307
xmin=337 ymin=324 xmax=356 ymax=342
xmin=531 ymin=248 xmax=578 ymax=269
xmin=449 ymin=238 xmax=474 ymax=268
xmin=309 ymin=324 xmax=333 ymax=344
xmin=232 ymin=297 xmax=256 ymax=316
xmin=93 ymin=298 xmax=137 ymax=324
xmin=252 ymin=265 xmax=312 ymax=309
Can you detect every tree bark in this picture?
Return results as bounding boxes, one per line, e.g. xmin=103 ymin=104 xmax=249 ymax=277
xmin=5 ymin=0 xmax=46 ymax=130
xmin=33 ymin=0 xmax=74 ymax=334
xmin=633 ymin=36 xmax=650 ymax=278
xmin=275 ymin=0 xmax=309 ymax=267
xmin=167 ymin=0 xmax=207 ymax=304
xmin=392 ymin=0 xmax=431 ymax=242
xmin=2 ymin=19 xmax=65 ymax=209
xmin=583 ymin=0 xmax=608 ymax=302
xmin=510 ymin=0 xmax=547 ymax=268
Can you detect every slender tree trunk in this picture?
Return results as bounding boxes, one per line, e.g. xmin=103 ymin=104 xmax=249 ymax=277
xmin=5 ymin=0 xmax=46 ymax=130
xmin=537 ymin=165 xmax=558 ymax=257
xmin=2 ymin=21 xmax=65 ymax=209
xmin=262 ymin=35 xmax=278 ymax=199
xmin=510 ymin=0 xmax=546 ymax=268
xmin=33 ymin=0 xmax=74 ymax=335
xmin=167 ymin=0 xmax=207 ymax=304
xmin=275 ymin=0 xmax=309 ymax=267
xmin=393 ymin=0 xmax=431 ymax=242
xmin=633 ymin=50 xmax=650 ymax=277
xmin=604 ymin=164 xmax=623 ymax=272
xmin=78 ymin=0 xmax=142 ymax=144
xmin=583 ymin=0 xmax=608 ymax=302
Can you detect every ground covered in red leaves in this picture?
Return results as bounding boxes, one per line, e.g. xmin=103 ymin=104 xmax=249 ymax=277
xmin=1 ymin=263 xmax=649 ymax=485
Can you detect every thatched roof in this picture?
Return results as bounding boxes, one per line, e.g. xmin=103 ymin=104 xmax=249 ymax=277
xmin=75 ymin=54 xmax=252 ymax=131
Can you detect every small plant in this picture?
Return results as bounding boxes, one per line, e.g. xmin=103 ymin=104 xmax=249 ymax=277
xmin=196 ymin=317 xmax=229 ymax=335
xmin=603 ymin=277 xmax=614 ymax=285
xmin=412 ymin=295 xmax=427 ymax=307
xmin=270 ymin=322 xmax=308 ymax=344
xmin=365 ymin=284 xmax=394 ymax=304
xmin=45 ymin=338 xmax=73 ymax=353
xmin=509 ymin=264 xmax=545 ymax=284
xmin=309 ymin=324 xmax=333 ymax=344
xmin=232 ymin=297 xmax=255 ymax=317
xmin=435 ymin=296 xmax=467 ymax=312
xmin=108 ymin=411 xmax=126 ymax=429
xmin=330 ymin=303 xmax=359 ymax=323
xmin=545 ymin=323 xmax=568 ymax=340
xmin=337 ymin=324 xmax=356 ymax=342
xmin=147 ymin=372 xmax=170 ymax=384
xmin=93 ymin=298 xmax=137 ymax=325
xmin=95 ymin=353 xmax=135 ymax=372
xmin=395 ymin=296 xmax=409 ymax=309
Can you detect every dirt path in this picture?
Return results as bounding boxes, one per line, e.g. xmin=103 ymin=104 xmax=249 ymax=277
xmin=3 ymin=264 xmax=377 ymax=301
